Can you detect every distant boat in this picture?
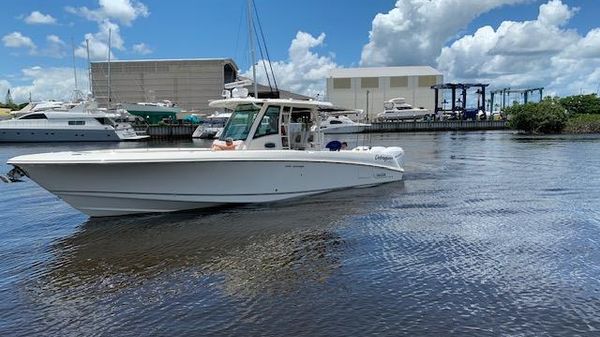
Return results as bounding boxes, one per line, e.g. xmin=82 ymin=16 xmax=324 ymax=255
xmin=121 ymin=100 xmax=181 ymax=124
xmin=192 ymin=111 xmax=231 ymax=139
xmin=376 ymin=98 xmax=430 ymax=121
xmin=317 ymin=114 xmax=371 ymax=134
xmin=0 ymin=102 xmax=148 ymax=142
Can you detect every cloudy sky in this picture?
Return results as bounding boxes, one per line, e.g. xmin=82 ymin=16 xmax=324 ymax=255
xmin=1 ymin=0 xmax=599 ymax=102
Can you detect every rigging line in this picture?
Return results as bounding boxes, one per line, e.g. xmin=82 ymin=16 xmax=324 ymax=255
xmin=252 ymin=0 xmax=278 ymax=92
xmin=251 ymin=12 xmax=274 ymax=93
xmin=250 ymin=1 xmax=273 ymax=92
xmin=233 ymin=3 xmax=245 ymax=72
xmin=253 ymin=16 xmax=273 ymax=92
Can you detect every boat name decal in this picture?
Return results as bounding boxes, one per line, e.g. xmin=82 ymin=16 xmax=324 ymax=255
xmin=375 ymin=155 xmax=394 ymax=162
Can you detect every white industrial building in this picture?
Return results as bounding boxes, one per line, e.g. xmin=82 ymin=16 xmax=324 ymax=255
xmin=326 ymin=66 xmax=443 ymax=118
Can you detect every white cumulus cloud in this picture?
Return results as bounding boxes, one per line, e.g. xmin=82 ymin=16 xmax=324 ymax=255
xmin=74 ymin=20 xmax=123 ymax=61
xmin=43 ymin=35 xmax=67 ymax=58
xmin=2 ymin=32 xmax=36 ymax=52
xmin=24 ymin=11 xmax=57 ymax=25
xmin=66 ymin=0 xmax=149 ymax=26
xmin=242 ymin=31 xmax=338 ymax=98
xmin=66 ymin=1 xmax=150 ymax=61
xmin=360 ymin=0 xmax=529 ymax=67
xmin=437 ymin=0 xmax=598 ymax=96
xmin=1 ymin=67 xmax=89 ymax=103
xmin=132 ymin=42 xmax=152 ymax=55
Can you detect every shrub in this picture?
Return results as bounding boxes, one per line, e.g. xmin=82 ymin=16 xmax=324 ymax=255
xmin=564 ymin=114 xmax=600 ymax=134
xmin=559 ymin=94 xmax=600 ymax=115
xmin=506 ymin=98 xmax=568 ymax=134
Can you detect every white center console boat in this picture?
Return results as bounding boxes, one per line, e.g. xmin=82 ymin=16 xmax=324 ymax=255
xmin=5 ymin=94 xmax=404 ymax=217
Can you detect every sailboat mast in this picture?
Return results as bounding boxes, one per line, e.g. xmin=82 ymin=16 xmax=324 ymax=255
xmin=71 ymin=38 xmax=79 ymax=98
xmin=247 ymin=0 xmax=258 ymax=97
xmin=86 ymin=39 xmax=92 ymax=96
xmin=107 ymin=28 xmax=112 ymax=109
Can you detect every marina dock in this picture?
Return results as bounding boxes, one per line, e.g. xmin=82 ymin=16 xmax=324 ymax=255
xmin=365 ymin=120 xmax=508 ymax=133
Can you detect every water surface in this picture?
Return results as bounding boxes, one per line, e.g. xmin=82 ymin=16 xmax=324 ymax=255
xmin=1 ymin=132 xmax=599 ymax=336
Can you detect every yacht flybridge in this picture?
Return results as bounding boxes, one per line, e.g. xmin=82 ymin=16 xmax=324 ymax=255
xmin=4 ymin=96 xmax=405 ymax=217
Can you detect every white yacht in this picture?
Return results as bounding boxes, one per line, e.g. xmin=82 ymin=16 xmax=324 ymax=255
xmin=0 ymin=108 xmax=149 ymax=142
xmin=318 ymin=115 xmax=371 ymax=134
xmin=11 ymin=100 xmax=68 ymax=118
xmin=376 ymin=98 xmax=430 ymax=121
xmin=5 ymin=95 xmax=404 ymax=217
xmin=192 ymin=111 xmax=232 ymax=139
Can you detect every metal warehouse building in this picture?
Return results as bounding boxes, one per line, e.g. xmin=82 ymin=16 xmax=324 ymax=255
xmin=326 ymin=66 xmax=443 ymax=118
xmin=91 ymin=58 xmax=238 ymax=113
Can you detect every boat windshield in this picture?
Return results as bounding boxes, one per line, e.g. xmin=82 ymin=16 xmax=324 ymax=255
xmin=219 ymin=104 xmax=262 ymax=141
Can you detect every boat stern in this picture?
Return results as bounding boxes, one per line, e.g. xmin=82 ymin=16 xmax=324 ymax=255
xmin=353 ymin=146 xmax=404 ymax=169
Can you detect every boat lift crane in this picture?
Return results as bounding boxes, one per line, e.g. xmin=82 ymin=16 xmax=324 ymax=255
xmin=490 ymin=87 xmax=544 ymax=111
xmin=431 ymin=83 xmax=489 ymax=120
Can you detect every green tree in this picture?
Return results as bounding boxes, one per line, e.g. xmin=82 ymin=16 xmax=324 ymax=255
xmin=559 ymin=94 xmax=600 ymax=115
xmin=506 ymin=98 xmax=568 ymax=134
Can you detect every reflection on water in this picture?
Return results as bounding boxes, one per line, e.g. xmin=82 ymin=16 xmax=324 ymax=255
xmin=36 ymin=183 xmax=401 ymax=292
xmin=2 ymin=132 xmax=600 ymax=336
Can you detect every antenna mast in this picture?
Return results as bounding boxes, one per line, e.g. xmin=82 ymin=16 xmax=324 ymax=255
xmin=247 ymin=0 xmax=258 ymax=97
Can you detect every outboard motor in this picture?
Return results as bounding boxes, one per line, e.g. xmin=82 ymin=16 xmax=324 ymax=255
xmin=0 ymin=166 xmax=26 ymax=183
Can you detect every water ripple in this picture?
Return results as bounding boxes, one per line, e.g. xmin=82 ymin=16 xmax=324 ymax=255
xmin=1 ymin=133 xmax=600 ymax=336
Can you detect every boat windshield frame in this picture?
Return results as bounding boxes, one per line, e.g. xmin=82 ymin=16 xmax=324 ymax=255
xmin=219 ymin=103 xmax=263 ymax=141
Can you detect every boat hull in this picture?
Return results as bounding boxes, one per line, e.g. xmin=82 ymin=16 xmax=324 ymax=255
xmin=10 ymin=150 xmax=403 ymax=217
xmin=0 ymin=128 xmax=123 ymax=142
xmin=377 ymin=111 xmax=430 ymax=121
xmin=322 ymin=125 xmax=368 ymax=134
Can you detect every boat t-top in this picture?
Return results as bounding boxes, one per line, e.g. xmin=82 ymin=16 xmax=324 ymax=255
xmin=3 ymin=87 xmax=405 ymax=217
xmin=377 ymin=97 xmax=430 ymax=121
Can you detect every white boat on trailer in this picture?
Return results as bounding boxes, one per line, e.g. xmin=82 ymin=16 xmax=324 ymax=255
xmin=5 ymin=96 xmax=404 ymax=217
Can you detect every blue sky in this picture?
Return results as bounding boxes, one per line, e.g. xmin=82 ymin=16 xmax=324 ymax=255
xmin=1 ymin=0 xmax=600 ymax=102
